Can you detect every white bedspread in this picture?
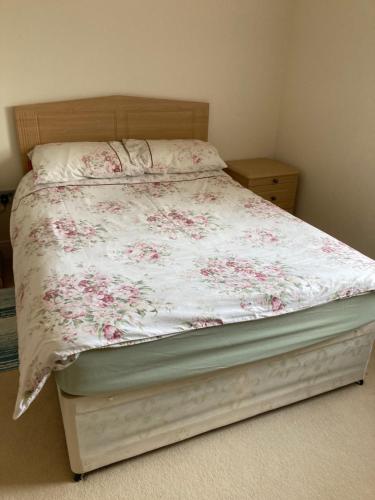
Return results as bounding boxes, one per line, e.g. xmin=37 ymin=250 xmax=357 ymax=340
xmin=11 ymin=170 xmax=375 ymax=417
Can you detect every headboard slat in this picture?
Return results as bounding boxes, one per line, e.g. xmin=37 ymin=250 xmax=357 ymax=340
xmin=14 ymin=95 xmax=209 ymax=172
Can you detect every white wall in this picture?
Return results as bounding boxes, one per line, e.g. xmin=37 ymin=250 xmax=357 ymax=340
xmin=2 ymin=0 xmax=374 ymax=257
xmin=0 ymin=0 xmax=291 ymax=188
xmin=276 ymin=0 xmax=375 ymax=258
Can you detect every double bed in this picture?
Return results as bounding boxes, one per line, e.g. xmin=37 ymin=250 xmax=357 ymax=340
xmin=12 ymin=95 xmax=375 ymax=480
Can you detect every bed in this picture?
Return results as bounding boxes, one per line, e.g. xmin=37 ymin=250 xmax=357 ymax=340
xmin=12 ymin=95 xmax=375 ymax=480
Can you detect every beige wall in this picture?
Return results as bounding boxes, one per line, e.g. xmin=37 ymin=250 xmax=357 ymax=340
xmin=276 ymin=0 xmax=375 ymax=258
xmin=2 ymin=0 xmax=374 ymax=257
xmin=0 ymin=0 xmax=291 ymax=189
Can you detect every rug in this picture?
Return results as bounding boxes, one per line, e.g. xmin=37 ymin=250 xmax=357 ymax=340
xmin=0 ymin=288 xmax=18 ymax=371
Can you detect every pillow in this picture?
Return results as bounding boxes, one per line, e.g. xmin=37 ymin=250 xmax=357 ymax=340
xmin=29 ymin=141 xmax=143 ymax=184
xmin=122 ymin=139 xmax=227 ymax=174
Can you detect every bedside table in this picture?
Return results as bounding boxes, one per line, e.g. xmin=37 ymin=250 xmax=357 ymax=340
xmin=226 ymin=158 xmax=299 ymax=213
xmin=0 ymin=241 xmax=13 ymax=288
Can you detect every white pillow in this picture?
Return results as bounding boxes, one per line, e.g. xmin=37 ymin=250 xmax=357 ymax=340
xmin=122 ymin=139 xmax=227 ymax=174
xmin=30 ymin=141 xmax=143 ymax=184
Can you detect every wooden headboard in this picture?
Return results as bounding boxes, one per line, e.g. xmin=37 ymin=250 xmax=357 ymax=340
xmin=14 ymin=95 xmax=209 ymax=172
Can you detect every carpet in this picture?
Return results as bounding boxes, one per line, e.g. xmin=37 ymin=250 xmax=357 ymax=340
xmin=0 ymin=288 xmax=17 ymax=372
xmin=0 ymin=350 xmax=374 ymax=500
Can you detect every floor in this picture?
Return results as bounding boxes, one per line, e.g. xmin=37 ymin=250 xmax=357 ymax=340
xmin=1 ymin=351 xmax=374 ymax=500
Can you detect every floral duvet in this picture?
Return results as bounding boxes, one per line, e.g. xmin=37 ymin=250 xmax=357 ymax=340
xmin=11 ymin=170 xmax=375 ymax=417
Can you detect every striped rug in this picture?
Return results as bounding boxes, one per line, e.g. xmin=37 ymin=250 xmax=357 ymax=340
xmin=0 ymin=288 xmax=18 ymax=372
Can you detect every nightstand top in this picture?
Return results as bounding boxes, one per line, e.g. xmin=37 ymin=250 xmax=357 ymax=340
xmin=226 ymin=158 xmax=298 ymax=179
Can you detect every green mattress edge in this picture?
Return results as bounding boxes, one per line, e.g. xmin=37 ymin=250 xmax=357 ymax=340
xmin=55 ymin=293 xmax=375 ymax=396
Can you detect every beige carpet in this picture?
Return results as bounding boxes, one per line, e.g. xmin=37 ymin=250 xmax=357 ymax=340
xmin=1 ymin=353 xmax=374 ymax=500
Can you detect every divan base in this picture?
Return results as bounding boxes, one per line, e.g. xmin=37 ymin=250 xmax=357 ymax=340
xmin=57 ymin=323 xmax=375 ymax=476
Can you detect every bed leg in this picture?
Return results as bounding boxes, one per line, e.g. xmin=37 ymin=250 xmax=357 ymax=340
xmin=73 ymin=473 xmax=85 ymax=482
xmin=355 ymin=379 xmax=364 ymax=386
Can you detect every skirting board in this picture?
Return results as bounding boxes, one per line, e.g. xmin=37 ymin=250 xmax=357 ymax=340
xmin=57 ymin=322 xmax=375 ymax=475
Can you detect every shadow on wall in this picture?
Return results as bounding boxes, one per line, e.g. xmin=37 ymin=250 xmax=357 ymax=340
xmin=0 ymin=107 xmax=23 ymax=189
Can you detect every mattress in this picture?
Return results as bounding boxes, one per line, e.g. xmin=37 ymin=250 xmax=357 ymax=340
xmin=12 ymin=169 xmax=375 ymax=417
xmin=55 ymin=292 xmax=375 ymax=396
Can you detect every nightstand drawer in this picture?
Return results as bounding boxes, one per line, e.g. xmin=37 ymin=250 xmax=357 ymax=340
xmin=251 ymin=183 xmax=297 ymax=207
xmin=226 ymin=158 xmax=299 ymax=213
xmin=248 ymin=174 xmax=298 ymax=188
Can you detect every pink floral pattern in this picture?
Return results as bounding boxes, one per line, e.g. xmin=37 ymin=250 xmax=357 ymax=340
xmin=59 ymin=185 xmax=83 ymax=197
xmin=242 ymin=229 xmax=281 ymax=245
xmin=81 ymin=150 xmax=122 ymax=175
xmin=41 ymin=269 xmax=156 ymax=344
xmin=146 ymin=209 xmax=221 ymax=239
xmin=26 ymin=217 xmax=107 ymax=254
xmin=123 ymin=139 xmax=227 ymax=174
xmin=200 ymin=257 xmax=286 ymax=290
xmin=124 ymin=242 xmax=171 ymax=262
xmin=335 ymin=287 xmax=364 ymax=299
xmin=191 ymin=192 xmax=220 ymax=203
xmin=93 ymin=200 xmax=130 ymax=214
xmin=11 ymin=224 xmax=21 ymax=245
xmin=318 ymin=237 xmax=375 ymax=269
xmin=189 ymin=318 xmax=224 ymax=329
xmin=320 ymin=237 xmax=355 ymax=257
xmin=31 ymin=142 xmax=143 ymax=185
xmin=108 ymin=242 xmax=171 ymax=263
xmin=199 ymin=257 xmax=312 ymax=313
xmin=10 ymin=169 xmax=375 ymax=417
xmin=23 ymin=185 xmax=84 ymax=208
xmin=130 ymin=182 xmax=179 ymax=198
xmin=243 ymin=197 xmax=283 ymax=218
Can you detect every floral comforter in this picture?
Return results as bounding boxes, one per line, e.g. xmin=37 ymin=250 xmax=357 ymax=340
xmin=11 ymin=170 xmax=375 ymax=417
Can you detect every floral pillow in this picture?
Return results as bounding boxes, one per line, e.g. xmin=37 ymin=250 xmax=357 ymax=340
xmin=122 ymin=139 xmax=227 ymax=174
xmin=30 ymin=141 xmax=144 ymax=184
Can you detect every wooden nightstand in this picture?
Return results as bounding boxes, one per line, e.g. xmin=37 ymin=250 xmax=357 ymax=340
xmin=0 ymin=241 xmax=13 ymax=288
xmin=226 ymin=158 xmax=299 ymax=213
xmin=0 ymin=190 xmax=15 ymax=288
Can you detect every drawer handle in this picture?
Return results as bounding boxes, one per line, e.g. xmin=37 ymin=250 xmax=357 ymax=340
xmin=272 ymin=178 xmax=279 ymax=184
xmin=271 ymin=196 xmax=277 ymax=201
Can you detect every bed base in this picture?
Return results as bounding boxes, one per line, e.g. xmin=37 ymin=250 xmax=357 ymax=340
xmin=57 ymin=323 xmax=375 ymax=479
